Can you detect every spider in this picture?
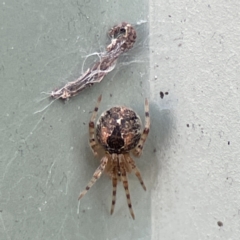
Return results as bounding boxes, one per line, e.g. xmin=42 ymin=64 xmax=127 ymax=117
xmin=78 ymin=95 xmax=150 ymax=219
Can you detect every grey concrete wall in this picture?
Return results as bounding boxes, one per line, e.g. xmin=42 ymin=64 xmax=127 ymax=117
xmin=149 ymin=1 xmax=240 ymax=239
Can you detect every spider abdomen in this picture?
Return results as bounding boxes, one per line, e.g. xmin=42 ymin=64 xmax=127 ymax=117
xmin=96 ymin=106 xmax=142 ymax=154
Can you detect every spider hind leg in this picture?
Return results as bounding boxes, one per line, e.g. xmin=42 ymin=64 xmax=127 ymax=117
xmin=125 ymin=154 xmax=146 ymax=191
xmin=110 ymin=173 xmax=118 ymax=215
xmin=119 ymin=154 xmax=135 ymax=220
xmin=78 ymin=156 xmax=108 ymax=200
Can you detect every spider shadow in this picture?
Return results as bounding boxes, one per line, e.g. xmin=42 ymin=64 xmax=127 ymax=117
xmin=144 ymin=100 xmax=175 ymax=195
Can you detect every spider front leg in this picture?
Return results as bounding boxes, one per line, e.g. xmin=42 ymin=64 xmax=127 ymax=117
xmin=132 ymin=98 xmax=150 ymax=157
xmin=89 ymin=95 xmax=102 ymax=156
xmin=78 ymin=156 xmax=108 ymax=200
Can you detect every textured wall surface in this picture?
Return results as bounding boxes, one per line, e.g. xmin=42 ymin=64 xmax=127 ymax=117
xmin=1 ymin=0 xmax=240 ymax=240
xmin=149 ymin=1 xmax=240 ymax=239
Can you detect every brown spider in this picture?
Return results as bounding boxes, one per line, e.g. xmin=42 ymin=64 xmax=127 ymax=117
xmin=78 ymin=95 xmax=150 ymax=219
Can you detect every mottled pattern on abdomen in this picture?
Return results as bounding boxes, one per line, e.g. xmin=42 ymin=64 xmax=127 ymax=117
xmin=96 ymin=106 xmax=142 ymax=154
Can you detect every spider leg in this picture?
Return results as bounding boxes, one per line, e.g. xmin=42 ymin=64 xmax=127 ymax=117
xmin=78 ymin=156 xmax=108 ymax=200
xmin=110 ymin=154 xmax=118 ymax=215
xmin=119 ymin=155 xmax=135 ymax=220
xmin=132 ymin=98 xmax=150 ymax=157
xmin=89 ymin=95 xmax=102 ymax=156
xmin=110 ymin=173 xmax=118 ymax=215
xmin=126 ymin=154 xmax=146 ymax=191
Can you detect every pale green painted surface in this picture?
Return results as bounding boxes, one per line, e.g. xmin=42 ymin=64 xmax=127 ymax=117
xmin=0 ymin=1 xmax=152 ymax=240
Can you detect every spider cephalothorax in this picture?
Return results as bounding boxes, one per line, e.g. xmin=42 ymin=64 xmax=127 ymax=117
xmin=78 ymin=95 xmax=150 ymax=219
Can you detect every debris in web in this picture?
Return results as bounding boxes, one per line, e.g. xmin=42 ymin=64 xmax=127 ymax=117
xmin=51 ymin=22 xmax=137 ymax=100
